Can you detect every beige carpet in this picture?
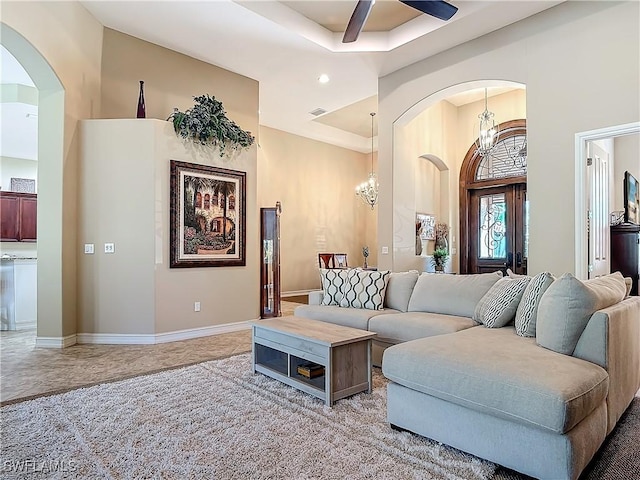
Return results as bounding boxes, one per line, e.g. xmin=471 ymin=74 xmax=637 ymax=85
xmin=0 ymin=353 xmax=495 ymax=479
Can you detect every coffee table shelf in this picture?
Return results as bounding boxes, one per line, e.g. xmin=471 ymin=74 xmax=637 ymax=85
xmin=251 ymin=316 xmax=376 ymax=406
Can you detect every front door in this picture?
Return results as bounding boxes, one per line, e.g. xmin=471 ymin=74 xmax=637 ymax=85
xmin=468 ymin=184 xmax=527 ymax=275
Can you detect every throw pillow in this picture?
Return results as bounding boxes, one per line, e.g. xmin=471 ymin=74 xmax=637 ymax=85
xmin=384 ymin=271 xmax=420 ymax=312
xmin=340 ymin=269 xmax=391 ymax=310
xmin=319 ymin=268 xmax=350 ymax=306
xmin=514 ymin=271 xmax=555 ymax=337
xmin=536 ymin=272 xmax=627 ymax=355
xmin=473 ymin=276 xmax=531 ymax=328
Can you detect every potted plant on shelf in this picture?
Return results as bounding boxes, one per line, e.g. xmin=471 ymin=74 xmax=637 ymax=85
xmin=431 ymin=248 xmax=449 ymax=273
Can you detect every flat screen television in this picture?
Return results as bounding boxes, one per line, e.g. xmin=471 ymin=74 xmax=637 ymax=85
xmin=624 ymin=171 xmax=640 ymax=224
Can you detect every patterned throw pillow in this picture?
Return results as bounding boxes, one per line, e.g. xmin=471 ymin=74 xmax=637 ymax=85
xmin=473 ymin=276 xmax=531 ymax=328
xmin=340 ymin=269 xmax=391 ymax=310
xmin=514 ymin=272 xmax=555 ymax=337
xmin=319 ymin=268 xmax=350 ymax=306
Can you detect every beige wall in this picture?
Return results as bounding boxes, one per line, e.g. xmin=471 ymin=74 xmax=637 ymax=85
xmin=258 ymin=126 xmax=377 ymax=293
xmin=1 ymin=1 xmax=103 ymax=339
xmin=79 ymin=120 xmax=259 ymax=335
xmin=0 ymin=156 xmax=38 ymax=192
xmin=379 ymin=1 xmax=639 ymax=276
xmin=100 ymin=28 xmax=257 ymax=132
xmin=613 ymin=134 xmax=640 ymax=213
xmin=80 ymin=30 xmax=259 ymax=335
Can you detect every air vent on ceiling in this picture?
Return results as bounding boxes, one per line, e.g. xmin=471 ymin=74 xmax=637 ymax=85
xmin=309 ymin=108 xmax=327 ymax=117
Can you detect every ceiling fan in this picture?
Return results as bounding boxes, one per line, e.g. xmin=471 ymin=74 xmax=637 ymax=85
xmin=343 ymin=0 xmax=458 ymax=43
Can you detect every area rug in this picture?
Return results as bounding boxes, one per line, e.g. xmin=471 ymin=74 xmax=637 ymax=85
xmin=1 ymin=353 xmax=495 ymax=479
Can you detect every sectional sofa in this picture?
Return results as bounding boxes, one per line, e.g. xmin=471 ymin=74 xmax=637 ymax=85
xmin=294 ymin=269 xmax=640 ymax=480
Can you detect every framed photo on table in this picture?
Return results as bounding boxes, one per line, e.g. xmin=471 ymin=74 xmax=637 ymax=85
xmin=170 ymin=160 xmax=246 ymax=267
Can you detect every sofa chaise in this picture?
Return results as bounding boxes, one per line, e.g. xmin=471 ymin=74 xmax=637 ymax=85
xmin=294 ymin=269 xmax=640 ymax=480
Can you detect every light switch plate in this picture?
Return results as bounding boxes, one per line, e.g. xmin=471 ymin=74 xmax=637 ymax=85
xmin=84 ymin=244 xmax=94 ymax=254
xmin=104 ymin=243 xmax=115 ymax=254
xmin=381 ymin=246 xmax=389 ymax=254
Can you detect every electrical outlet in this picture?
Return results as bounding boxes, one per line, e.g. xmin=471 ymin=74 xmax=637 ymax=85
xmin=194 ymin=302 xmax=201 ymax=312
xmin=381 ymin=246 xmax=389 ymax=254
xmin=104 ymin=243 xmax=115 ymax=254
xmin=84 ymin=244 xmax=94 ymax=254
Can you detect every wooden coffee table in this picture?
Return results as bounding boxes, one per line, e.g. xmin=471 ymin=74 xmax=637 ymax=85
xmin=250 ymin=316 xmax=377 ymax=406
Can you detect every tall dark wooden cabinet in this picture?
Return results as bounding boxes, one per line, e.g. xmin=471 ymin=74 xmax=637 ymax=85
xmin=260 ymin=202 xmax=282 ymax=318
xmin=611 ymin=223 xmax=640 ymax=296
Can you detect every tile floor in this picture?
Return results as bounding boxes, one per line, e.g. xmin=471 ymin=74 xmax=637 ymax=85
xmin=0 ymin=300 xmax=302 ymax=405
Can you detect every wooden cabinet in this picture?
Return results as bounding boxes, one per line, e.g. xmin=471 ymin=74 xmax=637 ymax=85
xmin=0 ymin=192 xmax=37 ymax=242
xmin=260 ymin=202 xmax=282 ymax=318
xmin=611 ymin=223 xmax=640 ymax=296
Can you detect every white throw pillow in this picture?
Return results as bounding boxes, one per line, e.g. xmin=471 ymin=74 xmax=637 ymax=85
xmin=340 ymin=269 xmax=391 ymax=310
xmin=514 ymin=271 xmax=555 ymax=337
xmin=319 ymin=268 xmax=350 ymax=306
xmin=473 ymin=276 xmax=531 ymax=328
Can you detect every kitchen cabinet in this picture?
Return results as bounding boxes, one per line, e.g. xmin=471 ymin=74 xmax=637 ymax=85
xmin=0 ymin=192 xmax=37 ymax=242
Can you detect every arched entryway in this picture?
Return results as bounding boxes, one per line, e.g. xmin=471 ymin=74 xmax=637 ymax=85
xmin=459 ymin=119 xmax=528 ymax=274
xmin=1 ymin=23 xmax=66 ymax=345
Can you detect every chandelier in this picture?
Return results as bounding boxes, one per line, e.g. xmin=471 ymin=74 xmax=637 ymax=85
xmin=476 ymin=88 xmax=499 ymax=156
xmin=356 ymin=112 xmax=378 ymax=209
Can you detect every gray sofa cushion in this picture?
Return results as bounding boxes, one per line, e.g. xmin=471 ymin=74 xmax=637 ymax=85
xmin=536 ymin=272 xmax=627 ymax=355
xmin=368 ymin=312 xmax=478 ymax=344
xmin=407 ymin=271 xmax=503 ymax=317
xmin=384 ymin=271 xmax=420 ymax=312
xmin=293 ymin=304 xmax=397 ymax=330
xmin=382 ymin=326 xmax=609 ymax=434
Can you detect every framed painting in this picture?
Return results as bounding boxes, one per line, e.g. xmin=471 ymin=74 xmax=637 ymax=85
xmin=170 ymin=160 xmax=246 ymax=267
xmin=417 ymin=213 xmax=436 ymax=240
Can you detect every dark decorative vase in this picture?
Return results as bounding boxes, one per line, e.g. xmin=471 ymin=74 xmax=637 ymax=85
xmin=136 ymin=80 xmax=146 ymax=118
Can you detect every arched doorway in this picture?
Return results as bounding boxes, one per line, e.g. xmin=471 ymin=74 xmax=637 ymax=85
xmin=460 ymin=119 xmax=527 ymax=275
xmin=1 ymin=23 xmax=66 ymax=345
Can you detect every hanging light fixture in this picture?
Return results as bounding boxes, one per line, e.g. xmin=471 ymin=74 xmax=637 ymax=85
xmin=356 ymin=112 xmax=378 ymax=209
xmin=476 ymin=88 xmax=499 ymax=156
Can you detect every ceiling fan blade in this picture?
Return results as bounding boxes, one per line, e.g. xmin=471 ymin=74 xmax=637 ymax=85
xmin=400 ymin=0 xmax=458 ymax=21
xmin=343 ymin=0 xmax=375 ymax=43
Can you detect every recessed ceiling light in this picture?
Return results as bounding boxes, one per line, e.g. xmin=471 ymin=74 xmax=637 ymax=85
xmin=318 ymin=74 xmax=330 ymax=84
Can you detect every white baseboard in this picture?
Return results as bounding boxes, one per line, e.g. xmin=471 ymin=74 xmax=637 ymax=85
xmin=154 ymin=320 xmax=252 ymax=343
xmin=36 ymin=334 xmax=77 ymax=348
xmin=15 ymin=322 xmax=36 ymax=330
xmin=282 ymin=289 xmax=313 ymax=298
xmin=76 ymin=333 xmax=156 ymax=345
xmin=76 ymin=320 xmax=253 ymax=345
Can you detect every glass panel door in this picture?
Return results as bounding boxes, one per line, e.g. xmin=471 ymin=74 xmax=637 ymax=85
xmin=469 ymin=184 xmax=527 ymax=275
xmin=479 ymin=193 xmax=507 ymax=260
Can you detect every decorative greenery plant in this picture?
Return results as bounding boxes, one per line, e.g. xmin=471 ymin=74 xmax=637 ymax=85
xmin=431 ymin=248 xmax=449 ymax=270
xmin=168 ymin=94 xmax=255 ymax=157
